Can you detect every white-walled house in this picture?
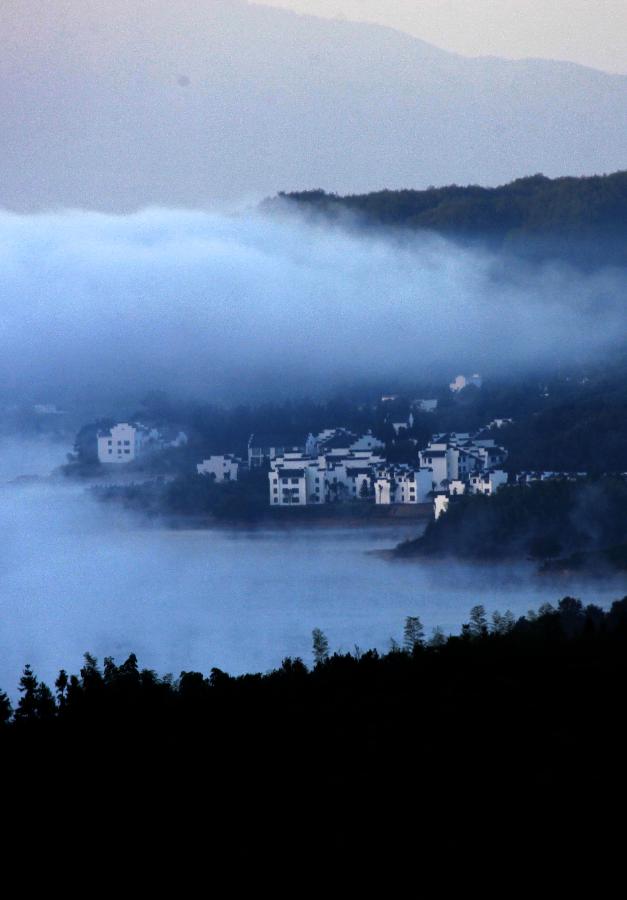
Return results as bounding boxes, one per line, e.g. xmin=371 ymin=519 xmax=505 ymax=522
xmin=468 ymin=470 xmax=508 ymax=496
xmin=419 ymin=444 xmax=450 ymax=489
xmin=374 ymin=466 xmax=433 ymax=505
xmin=268 ymin=447 xmax=385 ymax=506
xmin=197 ymin=455 xmax=240 ymax=482
xmin=97 ymin=423 xmax=144 ymax=464
xmin=434 ymin=495 xmax=449 ymax=519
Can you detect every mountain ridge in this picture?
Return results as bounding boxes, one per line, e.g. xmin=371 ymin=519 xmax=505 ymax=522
xmin=1 ymin=0 xmax=626 ymax=211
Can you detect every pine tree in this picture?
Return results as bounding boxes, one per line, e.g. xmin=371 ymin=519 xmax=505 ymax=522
xmin=0 ymin=690 xmax=12 ymax=726
xmin=55 ymin=669 xmax=69 ymax=710
xmin=403 ymin=616 xmax=425 ymax=653
xmin=35 ymin=682 xmax=56 ymax=720
xmin=15 ymin=664 xmax=39 ymax=722
xmin=312 ymin=628 xmax=329 ymax=666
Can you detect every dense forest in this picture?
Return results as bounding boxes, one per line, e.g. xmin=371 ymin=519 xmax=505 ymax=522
xmin=397 ymin=478 xmax=627 ymax=570
xmin=2 ymin=597 xmax=627 ymax=856
xmin=266 ymin=170 xmax=627 ymax=267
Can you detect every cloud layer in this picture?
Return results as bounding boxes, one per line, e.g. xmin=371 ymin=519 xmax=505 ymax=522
xmin=0 ymin=206 xmax=624 ymax=407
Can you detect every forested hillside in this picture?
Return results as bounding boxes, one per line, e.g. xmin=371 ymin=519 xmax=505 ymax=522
xmin=270 ymin=171 xmax=627 ymax=266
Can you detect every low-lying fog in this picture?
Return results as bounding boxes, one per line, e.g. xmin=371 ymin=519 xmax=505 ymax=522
xmin=1 ymin=439 xmax=624 ymax=696
xmin=1 ymin=206 xmax=625 ymax=410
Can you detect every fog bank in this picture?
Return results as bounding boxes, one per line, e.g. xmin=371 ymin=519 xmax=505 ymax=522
xmin=0 ymin=207 xmax=624 ymax=408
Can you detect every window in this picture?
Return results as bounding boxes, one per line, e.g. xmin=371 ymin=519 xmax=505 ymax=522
xmin=291 ymin=478 xmax=298 ymax=484
xmin=273 ymin=488 xmax=277 ymax=494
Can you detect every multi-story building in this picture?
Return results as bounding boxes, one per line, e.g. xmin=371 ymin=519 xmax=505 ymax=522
xmin=373 ymin=465 xmax=433 ymax=505
xmin=97 ymin=423 xmax=144 ymax=464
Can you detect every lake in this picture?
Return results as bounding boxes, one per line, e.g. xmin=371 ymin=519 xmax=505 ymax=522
xmin=0 ymin=438 xmax=625 ymax=695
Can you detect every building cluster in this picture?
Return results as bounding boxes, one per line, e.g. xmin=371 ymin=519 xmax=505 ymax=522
xmin=96 ymin=411 xmax=515 ymax=518
xmin=256 ymin=426 xmax=511 ymax=513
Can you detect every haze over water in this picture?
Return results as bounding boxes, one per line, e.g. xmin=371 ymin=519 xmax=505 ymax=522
xmin=1 ymin=438 xmax=624 ymax=697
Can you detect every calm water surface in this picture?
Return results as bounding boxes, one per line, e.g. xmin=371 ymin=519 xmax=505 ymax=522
xmin=0 ymin=439 xmax=624 ymax=694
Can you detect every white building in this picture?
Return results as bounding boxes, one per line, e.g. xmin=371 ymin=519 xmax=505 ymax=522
xmin=268 ymin=447 xmax=385 ymax=506
xmin=420 ymin=432 xmax=508 ymax=489
xmin=374 ymin=465 xmax=433 ymax=505
xmin=197 ymin=454 xmax=240 ymax=482
xmin=468 ymin=470 xmax=508 ymax=496
xmin=97 ymin=423 xmax=144 ymax=464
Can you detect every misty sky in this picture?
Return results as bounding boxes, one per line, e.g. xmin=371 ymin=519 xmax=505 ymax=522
xmin=265 ymin=1 xmax=627 ymax=74
xmin=1 ymin=1 xmax=625 ymax=209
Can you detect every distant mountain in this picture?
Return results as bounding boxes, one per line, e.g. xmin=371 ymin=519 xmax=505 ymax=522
xmin=1 ymin=0 xmax=626 ymax=211
xmin=267 ymin=171 xmax=627 ymax=267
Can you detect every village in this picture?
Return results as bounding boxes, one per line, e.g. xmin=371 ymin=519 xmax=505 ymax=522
xmin=93 ymin=373 xmax=588 ymax=521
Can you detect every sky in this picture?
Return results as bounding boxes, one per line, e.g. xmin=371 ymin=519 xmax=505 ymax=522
xmin=262 ymin=1 xmax=627 ymax=74
xmin=1 ymin=1 xmax=624 ymax=209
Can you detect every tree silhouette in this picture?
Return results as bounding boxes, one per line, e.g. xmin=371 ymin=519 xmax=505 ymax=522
xmin=468 ymin=605 xmax=488 ymax=638
xmin=15 ymin=664 xmax=40 ymax=722
xmin=403 ymin=616 xmax=425 ymax=653
xmin=312 ymin=628 xmax=329 ymax=666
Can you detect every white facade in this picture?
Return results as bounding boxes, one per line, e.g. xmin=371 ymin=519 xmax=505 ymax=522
xmin=197 ymin=455 xmax=240 ymax=482
xmin=468 ymin=469 xmax=508 ymax=496
xmin=268 ymin=448 xmax=385 ymax=506
xmin=97 ymin=423 xmax=144 ymax=464
xmin=434 ymin=495 xmax=449 ymax=519
xmin=374 ymin=466 xmax=433 ymax=505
